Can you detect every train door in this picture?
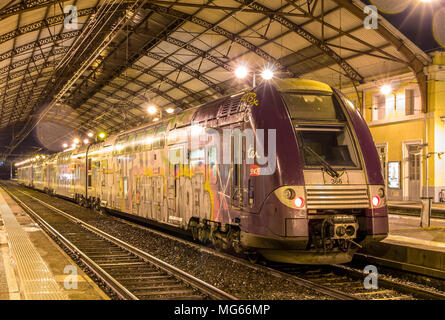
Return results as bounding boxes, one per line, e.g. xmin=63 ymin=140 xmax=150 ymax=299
xmin=230 ymin=126 xmax=246 ymax=210
xmin=172 ymin=144 xmax=192 ymax=226
xmin=408 ymin=144 xmax=421 ymax=201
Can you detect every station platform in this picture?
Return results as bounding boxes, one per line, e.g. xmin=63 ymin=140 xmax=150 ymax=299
xmin=388 ymin=200 xmax=445 ymax=213
xmin=359 ymin=211 xmax=445 ymax=280
xmin=0 ymin=188 xmax=108 ymax=300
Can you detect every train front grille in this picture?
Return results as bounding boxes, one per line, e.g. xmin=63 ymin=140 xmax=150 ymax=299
xmin=305 ymin=185 xmax=369 ymax=209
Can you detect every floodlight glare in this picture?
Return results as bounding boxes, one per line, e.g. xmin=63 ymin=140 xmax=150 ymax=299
xmin=147 ymin=105 xmax=157 ymax=115
xmin=235 ymin=65 xmax=248 ymax=79
xmin=261 ymin=69 xmax=274 ymax=80
xmin=380 ymin=85 xmax=392 ymax=95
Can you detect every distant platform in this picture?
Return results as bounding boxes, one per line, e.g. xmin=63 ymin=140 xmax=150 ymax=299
xmin=388 ymin=200 xmax=445 ymax=213
xmin=359 ymin=212 xmax=445 ymax=280
xmin=0 ymin=188 xmax=108 ymax=300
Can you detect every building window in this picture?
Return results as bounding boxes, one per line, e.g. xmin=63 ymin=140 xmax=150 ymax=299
xmin=372 ymin=94 xmax=386 ymax=121
xmin=405 ymin=88 xmax=417 ymax=116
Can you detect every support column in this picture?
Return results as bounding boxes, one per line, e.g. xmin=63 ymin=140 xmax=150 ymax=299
xmin=425 ymin=52 xmax=445 ymax=202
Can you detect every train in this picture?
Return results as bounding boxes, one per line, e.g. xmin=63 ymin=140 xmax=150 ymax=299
xmin=16 ymin=78 xmax=388 ymax=264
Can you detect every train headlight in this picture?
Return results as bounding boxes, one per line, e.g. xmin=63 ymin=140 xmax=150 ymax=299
xmin=372 ymin=196 xmax=381 ymax=207
xmin=284 ymin=188 xmax=296 ymax=200
xmin=294 ymin=197 xmax=305 ymax=208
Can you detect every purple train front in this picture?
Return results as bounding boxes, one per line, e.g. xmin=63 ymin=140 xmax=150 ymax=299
xmin=16 ymin=78 xmax=388 ymax=265
xmin=234 ymin=79 xmax=388 ymax=264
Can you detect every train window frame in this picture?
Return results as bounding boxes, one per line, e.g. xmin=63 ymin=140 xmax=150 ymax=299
xmin=143 ymin=128 xmax=155 ymax=151
xmin=295 ymin=125 xmax=361 ymax=170
xmin=114 ymin=136 xmax=126 ymax=155
xmin=281 ymin=91 xmax=346 ymax=123
xmin=125 ymin=134 xmax=135 ymax=154
xmin=153 ymin=125 xmax=167 ymax=149
xmin=134 ymin=131 xmax=145 ymax=153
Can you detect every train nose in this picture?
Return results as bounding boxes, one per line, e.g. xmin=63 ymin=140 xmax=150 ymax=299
xmin=259 ymin=186 xmax=307 ymax=237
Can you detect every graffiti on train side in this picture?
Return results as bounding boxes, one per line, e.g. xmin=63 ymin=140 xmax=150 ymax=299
xmin=104 ymin=152 xmax=220 ymax=229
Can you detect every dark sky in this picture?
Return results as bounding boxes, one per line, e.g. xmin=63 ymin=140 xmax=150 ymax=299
xmin=363 ymin=0 xmax=445 ymax=52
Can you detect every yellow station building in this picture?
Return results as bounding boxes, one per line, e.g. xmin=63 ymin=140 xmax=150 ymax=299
xmin=344 ymin=51 xmax=445 ymax=202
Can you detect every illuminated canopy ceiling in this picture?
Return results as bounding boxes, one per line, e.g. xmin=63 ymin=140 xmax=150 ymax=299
xmin=0 ymin=0 xmax=431 ymax=160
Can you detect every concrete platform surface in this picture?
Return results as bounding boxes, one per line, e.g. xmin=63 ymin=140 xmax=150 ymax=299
xmin=360 ymin=213 xmax=445 ymax=279
xmin=0 ymin=188 xmax=108 ymax=300
xmin=388 ymin=200 xmax=445 ymax=212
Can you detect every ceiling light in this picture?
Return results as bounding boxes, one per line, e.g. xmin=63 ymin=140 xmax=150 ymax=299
xmin=166 ymin=108 xmax=174 ymax=114
xmin=73 ymin=138 xmax=80 ymax=144
xmin=235 ymin=65 xmax=248 ymax=79
xmin=98 ymin=132 xmax=106 ymax=139
xmin=147 ymin=105 xmax=157 ymax=115
xmin=261 ymin=69 xmax=274 ymax=80
xmin=87 ymin=132 xmax=93 ymax=137
xmin=380 ymin=85 xmax=392 ymax=95
xmin=62 ymin=143 xmax=68 ymax=148
xmin=83 ymin=139 xmax=89 ymax=144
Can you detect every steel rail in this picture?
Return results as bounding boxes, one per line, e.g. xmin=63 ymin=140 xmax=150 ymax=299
xmin=2 ymin=186 xmax=138 ymax=300
xmin=4 ymin=185 xmax=237 ymax=300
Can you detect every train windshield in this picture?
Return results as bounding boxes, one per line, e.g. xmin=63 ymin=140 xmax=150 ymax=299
xmin=281 ymin=92 xmax=345 ymax=122
xmin=281 ymin=91 xmax=359 ymax=169
xmin=297 ymin=128 xmax=359 ymax=168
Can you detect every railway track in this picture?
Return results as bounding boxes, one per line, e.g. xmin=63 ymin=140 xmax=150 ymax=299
xmin=1 ymin=185 xmax=236 ymax=300
xmin=4 ymin=182 xmax=445 ymax=300
xmin=272 ymin=263 xmax=445 ymax=300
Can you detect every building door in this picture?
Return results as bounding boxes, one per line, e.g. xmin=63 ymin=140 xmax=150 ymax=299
xmin=408 ymin=145 xmax=421 ymax=201
xmin=376 ymin=144 xmax=387 ymax=188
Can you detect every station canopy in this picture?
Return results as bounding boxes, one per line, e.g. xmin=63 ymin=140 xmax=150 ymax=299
xmin=0 ymin=0 xmax=432 ymax=160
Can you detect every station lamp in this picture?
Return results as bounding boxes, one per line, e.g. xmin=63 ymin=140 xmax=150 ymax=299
xmin=147 ymin=105 xmax=157 ymax=115
xmin=235 ymin=65 xmax=249 ymax=79
xmin=234 ymin=63 xmax=275 ymax=86
xmin=62 ymin=143 xmax=68 ymax=149
xmin=73 ymin=138 xmax=80 ymax=144
xmin=87 ymin=132 xmax=94 ymax=137
xmin=166 ymin=108 xmax=175 ymax=114
xmin=83 ymin=139 xmax=89 ymax=144
xmin=380 ymin=85 xmax=392 ymax=96
xmin=98 ymin=132 xmax=106 ymax=139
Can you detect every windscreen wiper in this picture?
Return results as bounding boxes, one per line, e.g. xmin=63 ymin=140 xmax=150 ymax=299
xmin=303 ymin=145 xmax=339 ymax=178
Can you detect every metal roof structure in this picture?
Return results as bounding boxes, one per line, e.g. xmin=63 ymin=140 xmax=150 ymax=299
xmin=0 ymin=0 xmax=432 ymax=160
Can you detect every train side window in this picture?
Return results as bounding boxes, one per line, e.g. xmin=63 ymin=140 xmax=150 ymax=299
xmin=143 ymin=128 xmax=154 ymax=151
xmin=153 ymin=125 xmax=167 ymax=149
xmin=115 ymin=137 xmax=125 ymax=155
xmin=125 ymin=134 xmax=135 ymax=153
xmin=207 ymin=146 xmax=217 ymax=185
xmin=134 ymin=131 xmax=144 ymax=153
xmin=88 ymin=175 xmax=92 ymax=187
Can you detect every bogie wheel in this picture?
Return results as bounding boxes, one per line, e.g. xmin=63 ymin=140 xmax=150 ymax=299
xmin=247 ymin=252 xmax=260 ymax=264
